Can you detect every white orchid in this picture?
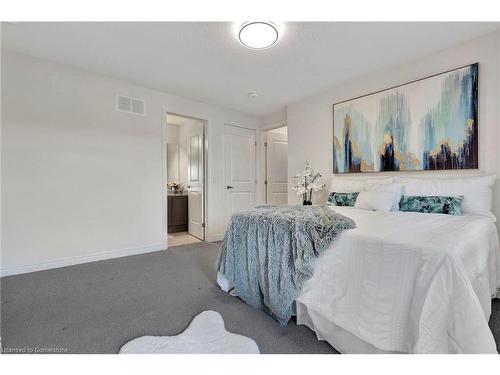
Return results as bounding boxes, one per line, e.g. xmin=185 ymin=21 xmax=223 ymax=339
xmin=309 ymin=181 xmax=325 ymax=192
xmin=292 ymin=162 xmax=326 ymax=204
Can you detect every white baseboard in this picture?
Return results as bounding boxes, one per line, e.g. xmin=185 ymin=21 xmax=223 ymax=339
xmin=0 ymin=243 xmax=165 ymax=277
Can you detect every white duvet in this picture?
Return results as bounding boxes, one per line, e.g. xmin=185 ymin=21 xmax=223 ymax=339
xmin=296 ymin=207 xmax=500 ymax=353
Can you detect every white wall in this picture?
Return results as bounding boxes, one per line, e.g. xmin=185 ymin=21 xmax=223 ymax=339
xmin=166 ymin=145 xmax=179 ymax=183
xmin=260 ymin=108 xmax=287 ymax=130
xmin=287 ymin=31 xmax=500 ymax=231
xmin=1 ymin=50 xmax=260 ymax=275
xmin=165 ymin=123 xmax=179 ymax=144
xmin=166 ymin=123 xmax=180 ymax=182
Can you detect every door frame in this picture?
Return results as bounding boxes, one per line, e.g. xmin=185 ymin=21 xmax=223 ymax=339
xmin=261 ymin=123 xmax=287 ymax=204
xmin=162 ymin=111 xmax=208 ymax=249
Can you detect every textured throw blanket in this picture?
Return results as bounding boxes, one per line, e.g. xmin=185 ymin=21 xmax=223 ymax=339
xmin=217 ymin=204 xmax=356 ymax=325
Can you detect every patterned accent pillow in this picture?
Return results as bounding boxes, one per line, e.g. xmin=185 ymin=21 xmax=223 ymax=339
xmin=399 ymin=195 xmax=464 ymax=215
xmin=327 ymin=192 xmax=360 ymax=207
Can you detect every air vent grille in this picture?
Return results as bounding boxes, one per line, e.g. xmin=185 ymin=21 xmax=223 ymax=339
xmin=116 ymin=95 xmax=146 ymax=116
xmin=131 ymin=99 xmax=145 ymax=115
xmin=117 ymin=95 xmax=131 ymax=112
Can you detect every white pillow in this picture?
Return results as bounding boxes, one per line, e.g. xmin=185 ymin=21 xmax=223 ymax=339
xmin=354 ymin=191 xmax=395 ymax=212
xmin=364 ymin=182 xmax=402 ymax=211
xmin=397 ymin=175 xmax=496 ymax=221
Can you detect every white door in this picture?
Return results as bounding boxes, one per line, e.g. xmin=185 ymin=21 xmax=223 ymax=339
xmin=266 ymin=127 xmax=288 ymax=205
xmin=223 ymin=125 xmax=256 ymax=224
xmin=187 ymin=124 xmax=204 ymax=240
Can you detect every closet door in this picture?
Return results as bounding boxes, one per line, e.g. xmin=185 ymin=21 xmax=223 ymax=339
xmin=266 ymin=128 xmax=288 ymax=205
xmin=223 ymin=124 xmax=256 ymax=226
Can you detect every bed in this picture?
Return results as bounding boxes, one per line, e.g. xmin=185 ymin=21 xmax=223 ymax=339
xmin=295 ymin=206 xmax=500 ymax=353
xmin=217 ymin=174 xmax=500 ymax=353
xmin=218 ymin=205 xmax=500 ymax=353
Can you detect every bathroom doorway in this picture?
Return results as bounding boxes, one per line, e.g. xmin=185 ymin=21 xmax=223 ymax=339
xmin=166 ymin=113 xmax=206 ymax=246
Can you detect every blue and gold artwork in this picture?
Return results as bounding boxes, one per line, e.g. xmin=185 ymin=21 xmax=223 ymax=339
xmin=333 ymin=64 xmax=478 ymax=173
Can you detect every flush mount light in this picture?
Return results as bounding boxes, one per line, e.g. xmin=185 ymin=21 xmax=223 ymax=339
xmin=238 ymin=22 xmax=279 ymax=49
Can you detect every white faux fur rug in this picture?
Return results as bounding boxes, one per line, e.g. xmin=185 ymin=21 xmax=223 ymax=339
xmin=119 ymin=310 xmax=260 ymax=354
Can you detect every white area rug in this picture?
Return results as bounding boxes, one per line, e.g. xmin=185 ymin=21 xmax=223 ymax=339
xmin=119 ymin=310 xmax=260 ymax=354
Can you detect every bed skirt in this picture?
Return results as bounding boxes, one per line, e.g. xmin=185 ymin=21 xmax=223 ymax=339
xmin=295 ymin=301 xmax=402 ymax=354
xmin=219 ymin=272 xmax=499 ymax=354
xmin=218 ymin=271 xmax=395 ymax=353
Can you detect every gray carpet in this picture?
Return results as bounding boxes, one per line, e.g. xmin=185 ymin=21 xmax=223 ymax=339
xmin=1 ymin=242 xmax=336 ymax=354
xmin=1 ymin=242 xmax=499 ymax=354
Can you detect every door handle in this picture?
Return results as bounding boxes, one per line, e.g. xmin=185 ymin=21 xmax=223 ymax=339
xmin=226 ymin=185 xmax=234 ymax=189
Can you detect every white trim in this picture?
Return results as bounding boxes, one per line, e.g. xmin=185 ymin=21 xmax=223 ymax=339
xmin=161 ymin=111 xmax=169 ymax=250
xmin=203 ymin=121 xmax=208 ymax=241
xmin=260 ymin=130 xmax=268 ymax=203
xmin=0 ymin=243 xmax=165 ymax=277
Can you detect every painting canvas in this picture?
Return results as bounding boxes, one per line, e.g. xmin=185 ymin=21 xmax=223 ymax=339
xmin=333 ymin=63 xmax=478 ymax=173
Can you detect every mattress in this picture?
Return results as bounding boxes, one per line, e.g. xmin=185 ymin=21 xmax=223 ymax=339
xmin=295 ymin=207 xmax=500 ymax=353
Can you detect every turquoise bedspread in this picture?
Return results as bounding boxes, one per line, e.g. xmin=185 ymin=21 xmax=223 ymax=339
xmin=217 ymin=204 xmax=355 ymax=325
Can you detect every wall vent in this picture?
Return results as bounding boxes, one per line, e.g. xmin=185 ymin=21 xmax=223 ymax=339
xmin=116 ymin=95 xmax=146 ymax=116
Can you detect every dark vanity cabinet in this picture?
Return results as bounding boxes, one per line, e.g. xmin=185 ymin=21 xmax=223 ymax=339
xmin=167 ymin=194 xmax=188 ymax=233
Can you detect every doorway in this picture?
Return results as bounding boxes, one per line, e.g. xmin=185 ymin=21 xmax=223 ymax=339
xmin=264 ymin=126 xmax=288 ymax=205
xmin=166 ymin=113 xmax=206 ymax=246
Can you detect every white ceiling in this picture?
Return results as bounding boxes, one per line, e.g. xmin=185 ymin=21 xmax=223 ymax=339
xmin=2 ymin=22 xmax=499 ymax=117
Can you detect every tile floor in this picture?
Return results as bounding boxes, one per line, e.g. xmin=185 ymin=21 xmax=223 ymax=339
xmin=168 ymin=231 xmax=202 ymax=247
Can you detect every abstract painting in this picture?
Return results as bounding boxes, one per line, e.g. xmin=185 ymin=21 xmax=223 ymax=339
xmin=333 ymin=63 xmax=478 ymax=173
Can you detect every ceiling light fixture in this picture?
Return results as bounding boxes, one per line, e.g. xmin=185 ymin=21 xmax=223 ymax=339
xmin=238 ymin=22 xmax=279 ymax=50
